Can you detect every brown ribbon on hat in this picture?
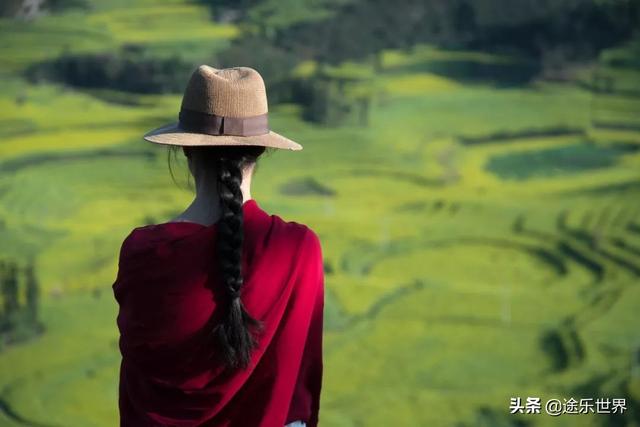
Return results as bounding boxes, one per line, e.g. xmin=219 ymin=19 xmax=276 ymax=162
xmin=178 ymin=108 xmax=269 ymax=137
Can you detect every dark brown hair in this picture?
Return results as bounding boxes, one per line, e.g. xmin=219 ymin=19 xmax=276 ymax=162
xmin=170 ymin=145 xmax=266 ymax=369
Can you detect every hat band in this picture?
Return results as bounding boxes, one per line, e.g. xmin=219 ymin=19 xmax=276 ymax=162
xmin=178 ymin=108 xmax=269 ymax=137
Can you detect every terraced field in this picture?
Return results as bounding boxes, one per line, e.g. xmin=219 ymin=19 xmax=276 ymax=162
xmin=0 ymin=2 xmax=639 ymax=426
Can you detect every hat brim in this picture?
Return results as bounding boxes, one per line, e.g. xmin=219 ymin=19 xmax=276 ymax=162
xmin=143 ymin=123 xmax=303 ymax=151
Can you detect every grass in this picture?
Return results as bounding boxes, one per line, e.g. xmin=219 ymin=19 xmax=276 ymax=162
xmin=0 ymin=2 xmax=639 ymax=426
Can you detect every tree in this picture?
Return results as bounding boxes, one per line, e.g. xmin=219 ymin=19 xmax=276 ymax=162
xmin=1 ymin=262 xmax=19 ymax=331
xmin=24 ymin=260 xmax=40 ymax=326
xmin=0 ymin=261 xmax=5 ymax=331
xmin=0 ymin=0 xmax=25 ymax=17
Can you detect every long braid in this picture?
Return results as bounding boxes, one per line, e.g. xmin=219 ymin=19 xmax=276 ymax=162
xmin=211 ymin=151 xmax=263 ymax=370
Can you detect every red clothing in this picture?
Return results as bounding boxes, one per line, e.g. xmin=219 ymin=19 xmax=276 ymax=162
xmin=112 ymin=199 xmax=324 ymax=427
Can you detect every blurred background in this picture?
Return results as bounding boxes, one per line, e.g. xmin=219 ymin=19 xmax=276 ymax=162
xmin=1 ymin=0 xmax=639 ymax=426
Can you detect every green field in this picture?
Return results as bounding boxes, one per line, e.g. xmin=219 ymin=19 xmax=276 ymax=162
xmin=1 ymin=1 xmax=639 ymax=426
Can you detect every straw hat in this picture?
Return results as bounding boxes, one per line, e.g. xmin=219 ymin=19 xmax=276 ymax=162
xmin=143 ymin=65 xmax=302 ymax=150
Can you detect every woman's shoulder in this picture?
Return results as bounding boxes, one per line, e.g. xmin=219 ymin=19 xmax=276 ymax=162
xmin=115 ymin=226 xmax=155 ymax=261
xmin=120 ymin=223 xmax=167 ymax=247
xmin=268 ymin=214 xmax=322 ymax=256
xmin=117 ymin=222 xmax=191 ymax=258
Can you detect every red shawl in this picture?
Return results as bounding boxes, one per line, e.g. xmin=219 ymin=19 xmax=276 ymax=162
xmin=112 ymin=199 xmax=324 ymax=427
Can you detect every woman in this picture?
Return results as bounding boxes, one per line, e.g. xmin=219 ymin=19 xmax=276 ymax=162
xmin=112 ymin=66 xmax=324 ymax=427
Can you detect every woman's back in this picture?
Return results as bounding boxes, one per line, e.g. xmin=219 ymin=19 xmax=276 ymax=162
xmin=113 ymin=199 xmax=324 ymax=426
